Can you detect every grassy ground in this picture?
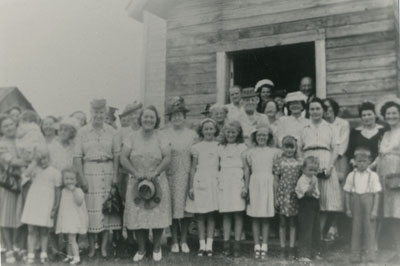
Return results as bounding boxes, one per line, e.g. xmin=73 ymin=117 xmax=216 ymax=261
xmin=3 ymin=239 xmax=398 ymax=266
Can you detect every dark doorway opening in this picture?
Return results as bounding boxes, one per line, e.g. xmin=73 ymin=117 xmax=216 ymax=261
xmin=231 ymin=42 xmax=315 ymax=95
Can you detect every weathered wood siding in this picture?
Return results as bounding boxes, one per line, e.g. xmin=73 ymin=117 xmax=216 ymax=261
xmin=395 ymin=0 xmax=400 ymax=94
xmin=165 ymin=0 xmax=397 ymax=119
xmin=143 ymin=11 xmax=167 ymax=122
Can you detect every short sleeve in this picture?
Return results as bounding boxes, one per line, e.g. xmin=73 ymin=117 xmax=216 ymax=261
xmin=191 ymin=144 xmax=199 ymax=158
xmin=53 ymin=168 xmax=62 ymax=187
xmin=272 ymin=157 xmax=281 ymax=178
xmin=343 ymin=172 xmax=354 ymax=193
xmin=74 ymin=129 xmax=84 ymax=158
xmin=370 ymin=172 xmax=382 ymax=193
xmin=295 ymin=177 xmax=307 ymax=199
xmin=112 ymin=131 xmax=121 ymax=156
xmin=123 ymin=133 xmax=133 ymax=150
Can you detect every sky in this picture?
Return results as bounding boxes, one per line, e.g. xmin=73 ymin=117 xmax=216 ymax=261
xmin=0 ymin=0 xmax=142 ymax=117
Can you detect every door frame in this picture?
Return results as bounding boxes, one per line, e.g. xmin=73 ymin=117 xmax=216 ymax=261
xmin=216 ymin=29 xmax=326 ymax=104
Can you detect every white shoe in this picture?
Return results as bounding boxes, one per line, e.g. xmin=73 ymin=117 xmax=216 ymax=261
xmin=180 ymin=243 xmax=190 ymax=254
xmin=171 ymin=243 xmax=179 ymax=253
xmin=133 ymin=252 xmax=145 ymax=262
xmin=5 ymin=251 xmax=16 ymax=264
xmin=153 ymin=250 xmax=162 ymax=262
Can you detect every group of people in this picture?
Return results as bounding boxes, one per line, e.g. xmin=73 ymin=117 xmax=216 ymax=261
xmin=0 ymin=76 xmax=400 ymax=265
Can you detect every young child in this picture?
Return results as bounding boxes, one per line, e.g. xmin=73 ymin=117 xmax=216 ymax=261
xmin=56 ymin=167 xmax=88 ymax=265
xmin=344 ymin=147 xmax=381 ymax=263
xmin=217 ymin=120 xmax=247 ymax=257
xmin=295 ymin=156 xmax=321 ymax=263
xmin=185 ymin=118 xmax=219 ymax=256
xmin=273 ymin=135 xmax=302 ymax=259
xmin=20 ymin=146 xmax=62 ymax=264
xmin=244 ymin=125 xmax=280 ymax=259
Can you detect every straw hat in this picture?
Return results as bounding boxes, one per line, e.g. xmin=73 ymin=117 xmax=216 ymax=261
xmin=165 ymin=96 xmax=189 ymax=116
xmin=241 ymin=87 xmax=258 ymax=99
xmin=120 ymin=101 xmax=143 ymax=118
xmin=59 ymin=117 xmax=80 ymax=131
xmin=133 ymin=179 xmax=162 ymax=209
xmin=90 ymin=98 xmax=107 ymax=110
xmin=255 ymin=79 xmax=274 ymax=93
xmin=284 ymin=91 xmax=308 ymax=103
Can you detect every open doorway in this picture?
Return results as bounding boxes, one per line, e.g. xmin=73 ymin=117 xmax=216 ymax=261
xmin=230 ymin=42 xmax=315 ymax=97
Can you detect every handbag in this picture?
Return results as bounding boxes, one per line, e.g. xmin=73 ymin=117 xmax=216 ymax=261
xmin=385 ymin=173 xmax=400 ymax=190
xmin=0 ymin=162 xmax=21 ymax=193
xmin=102 ymin=187 xmax=124 ymax=215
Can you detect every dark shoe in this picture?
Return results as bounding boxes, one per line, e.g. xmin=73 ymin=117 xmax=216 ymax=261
xmin=206 ymin=250 xmax=213 ymax=257
xmin=232 ymin=242 xmax=240 ymax=257
xmin=222 ymin=241 xmax=230 ymax=256
xmin=197 ymin=249 xmax=205 ymax=257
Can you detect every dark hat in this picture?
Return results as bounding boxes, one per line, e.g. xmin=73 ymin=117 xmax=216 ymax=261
xmin=90 ymin=98 xmax=107 ymax=110
xmin=166 ymin=96 xmax=189 ymax=116
xmin=241 ymin=87 xmax=258 ymax=99
xmin=120 ymin=101 xmax=143 ymax=118
xmin=107 ymin=106 xmax=118 ymax=121
xmin=133 ymin=178 xmax=162 ymax=209
xmin=200 ymin=103 xmax=211 ymax=116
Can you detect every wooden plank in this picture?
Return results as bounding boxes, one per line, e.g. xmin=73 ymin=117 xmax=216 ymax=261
xmin=167 ymin=62 xmax=216 ymax=76
xmin=328 ymin=89 xmax=397 ymax=106
xmin=219 ymin=7 xmax=391 ymax=43
xmin=166 ymin=44 xmax=216 ymax=58
xmin=222 ymin=0 xmax=354 ymax=21
xmin=220 ymin=0 xmax=392 ymax=31
xmin=168 ymin=11 xmax=221 ymax=29
xmin=218 ymin=29 xmax=322 ymax=52
xmin=327 ymin=67 xmax=396 ymax=83
xmin=327 ymin=53 xmax=396 ymax=72
xmin=327 ymin=78 xmax=397 ymax=94
xmin=167 ymin=53 xmax=216 ymax=64
xmin=177 ymin=93 xmax=217 ymax=105
xmin=326 ymin=41 xmax=395 ymax=60
xmin=315 ymin=37 xmax=327 ymax=98
xmin=166 ymin=81 xmax=217 ymax=96
xmin=326 ymin=31 xmax=394 ymax=48
xmin=326 ymin=19 xmax=394 ymax=38
xmin=167 ymin=31 xmax=219 ymax=47
xmin=166 ymin=72 xmax=216 ymax=85
xmin=216 ymin=52 xmax=229 ymax=104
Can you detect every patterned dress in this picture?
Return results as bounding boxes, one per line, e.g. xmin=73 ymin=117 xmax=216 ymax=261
xmin=246 ymin=147 xmax=280 ymax=217
xmin=162 ymin=127 xmax=197 ymax=219
xmin=377 ymin=128 xmax=400 ymax=219
xmin=273 ymin=155 xmax=302 ymax=216
xmin=217 ymin=143 xmax=247 ymax=212
xmin=123 ymin=130 xmax=172 ymax=229
xmin=299 ymin=121 xmax=343 ymax=212
xmin=74 ymin=124 xmax=121 ymax=233
xmin=185 ymin=141 xmax=219 ymax=214
xmin=0 ymin=138 xmax=23 ymax=228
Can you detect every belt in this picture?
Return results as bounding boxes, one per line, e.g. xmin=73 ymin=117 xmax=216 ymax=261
xmin=84 ymin=158 xmax=113 ymax=163
xmin=303 ymin=146 xmax=329 ymax=152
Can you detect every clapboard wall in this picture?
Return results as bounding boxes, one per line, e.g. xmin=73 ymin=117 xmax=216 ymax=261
xmin=164 ymin=0 xmax=397 ymax=119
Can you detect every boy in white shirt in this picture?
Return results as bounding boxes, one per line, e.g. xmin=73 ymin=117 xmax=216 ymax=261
xmin=295 ymin=156 xmax=321 ymax=262
xmin=344 ymin=147 xmax=381 ymax=263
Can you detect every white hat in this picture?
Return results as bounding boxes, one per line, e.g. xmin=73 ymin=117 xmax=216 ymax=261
xmin=255 ymin=79 xmax=274 ymax=93
xmin=284 ymin=91 xmax=308 ymax=103
xmin=59 ymin=117 xmax=81 ymax=131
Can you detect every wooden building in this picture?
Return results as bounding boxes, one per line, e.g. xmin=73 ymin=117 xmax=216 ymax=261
xmin=128 ymin=0 xmax=400 ymax=121
xmin=0 ymin=87 xmax=36 ymax=114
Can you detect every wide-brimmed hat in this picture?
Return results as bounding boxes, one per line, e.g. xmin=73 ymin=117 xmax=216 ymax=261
xmin=209 ymin=103 xmax=228 ymax=114
xmin=200 ymin=103 xmax=211 ymax=116
xmin=120 ymin=101 xmax=143 ymax=118
xmin=59 ymin=117 xmax=80 ymax=131
xmin=133 ymin=178 xmax=162 ymax=209
xmin=255 ymin=79 xmax=274 ymax=93
xmin=166 ymin=96 xmax=189 ymax=116
xmin=90 ymin=98 xmax=107 ymax=110
xmin=284 ymin=91 xmax=307 ymax=103
xmin=241 ymin=87 xmax=258 ymax=99
xmin=375 ymin=94 xmax=400 ymax=119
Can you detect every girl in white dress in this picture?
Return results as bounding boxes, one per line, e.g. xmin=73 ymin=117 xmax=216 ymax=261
xmin=186 ymin=118 xmax=219 ymax=256
xmin=21 ymin=147 xmax=62 ymax=264
xmin=244 ymin=125 xmax=280 ymax=259
xmin=217 ymin=120 xmax=247 ymax=256
xmin=56 ymin=167 xmax=88 ymax=265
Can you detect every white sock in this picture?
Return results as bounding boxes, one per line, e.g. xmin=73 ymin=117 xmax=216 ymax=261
xmin=199 ymin=240 xmax=206 ymax=250
xmin=206 ymin=238 xmax=213 ymax=250
xmin=261 ymin=243 xmax=268 ymax=252
xmin=73 ymin=256 xmax=80 ymax=262
xmin=40 ymin=252 xmax=48 ymax=259
xmin=254 ymin=244 xmax=261 ymax=251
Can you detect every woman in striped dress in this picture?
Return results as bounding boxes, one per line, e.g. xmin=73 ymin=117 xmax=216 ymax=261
xmin=74 ymin=99 xmax=121 ymax=258
xmin=0 ymin=115 xmax=25 ymax=263
xmin=299 ymin=98 xmax=343 ymax=240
